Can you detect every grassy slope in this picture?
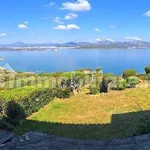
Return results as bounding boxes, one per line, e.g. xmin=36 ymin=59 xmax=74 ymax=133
xmin=14 ymin=88 xmax=150 ymax=140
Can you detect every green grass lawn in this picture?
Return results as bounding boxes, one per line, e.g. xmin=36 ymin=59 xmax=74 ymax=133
xmin=14 ymin=88 xmax=150 ymax=140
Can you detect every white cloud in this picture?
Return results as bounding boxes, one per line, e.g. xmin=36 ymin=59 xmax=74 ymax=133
xmin=96 ymin=38 xmax=101 ymax=42
xmin=24 ymin=21 xmax=28 ymax=24
xmin=61 ymin=0 xmax=91 ymax=11
xmin=0 ymin=33 xmax=7 ymax=37
xmin=124 ymin=37 xmax=142 ymax=41
xmin=144 ymin=10 xmax=150 ymax=17
xmin=45 ymin=2 xmax=56 ymax=7
xmin=106 ymin=38 xmax=115 ymax=42
xmin=54 ymin=24 xmax=80 ymax=30
xmin=67 ymin=24 xmax=80 ymax=29
xmin=96 ymin=38 xmax=115 ymax=42
xmin=64 ymin=13 xmax=78 ymax=20
xmin=54 ymin=25 xmax=67 ymax=30
xmin=53 ymin=17 xmax=64 ymax=24
xmin=18 ymin=24 xmax=28 ymax=29
xmin=94 ymin=28 xmax=100 ymax=32
xmin=110 ymin=25 xmax=115 ymax=28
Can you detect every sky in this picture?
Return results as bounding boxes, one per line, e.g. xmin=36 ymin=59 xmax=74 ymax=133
xmin=0 ymin=0 xmax=150 ymax=44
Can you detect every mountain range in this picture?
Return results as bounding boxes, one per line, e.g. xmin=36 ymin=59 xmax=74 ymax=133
xmin=1 ymin=40 xmax=150 ymax=49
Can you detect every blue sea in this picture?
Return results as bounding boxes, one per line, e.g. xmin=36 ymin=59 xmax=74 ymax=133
xmin=0 ymin=49 xmax=150 ymax=75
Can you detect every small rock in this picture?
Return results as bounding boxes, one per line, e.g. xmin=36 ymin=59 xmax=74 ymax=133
xmin=20 ymin=138 xmax=24 ymax=143
xmin=25 ymin=135 xmax=30 ymax=141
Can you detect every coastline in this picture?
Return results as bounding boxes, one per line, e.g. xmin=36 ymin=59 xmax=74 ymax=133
xmin=0 ymin=46 xmax=150 ymax=51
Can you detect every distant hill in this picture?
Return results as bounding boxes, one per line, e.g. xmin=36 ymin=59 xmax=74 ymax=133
xmin=65 ymin=42 xmax=77 ymax=46
xmin=78 ymin=40 xmax=150 ymax=49
xmin=1 ymin=40 xmax=150 ymax=49
xmin=1 ymin=42 xmax=55 ymax=47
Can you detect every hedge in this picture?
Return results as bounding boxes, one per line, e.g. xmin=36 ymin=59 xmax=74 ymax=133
xmin=0 ymin=86 xmax=73 ymax=117
xmin=0 ymin=86 xmax=40 ymax=101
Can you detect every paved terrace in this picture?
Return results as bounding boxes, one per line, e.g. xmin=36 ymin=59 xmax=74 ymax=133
xmin=1 ymin=131 xmax=150 ymax=150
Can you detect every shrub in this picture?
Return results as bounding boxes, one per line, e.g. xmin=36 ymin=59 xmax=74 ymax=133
xmin=115 ymin=79 xmax=126 ymax=90
xmin=103 ymin=73 xmax=114 ymax=78
xmin=0 ymin=120 xmax=14 ymax=131
xmin=5 ymin=100 xmax=25 ymax=125
xmin=146 ymin=73 xmax=150 ymax=81
xmin=96 ymin=67 xmax=103 ymax=75
xmin=126 ymin=76 xmax=139 ymax=88
xmin=145 ymin=66 xmax=150 ymax=74
xmin=54 ymin=88 xmax=72 ymax=99
xmin=102 ymin=77 xmax=126 ymax=91
xmin=74 ymin=71 xmax=86 ymax=78
xmin=95 ymin=77 xmax=101 ymax=87
xmin=62 ymin=72 xmax=72 ymax=79
xmin=122 ymin=69 xmax=136 ymax=78
xmin=77 ymin=68 xmax=92 ymax=72
xmin=89 ymin=86 xmax=99 ymax=95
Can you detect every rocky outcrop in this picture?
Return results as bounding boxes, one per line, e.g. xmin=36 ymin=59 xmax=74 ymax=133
xmin=0 ymin=130 xmax=13 ymax=145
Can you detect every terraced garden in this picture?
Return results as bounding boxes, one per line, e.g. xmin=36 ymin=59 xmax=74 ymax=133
xmin=14 ymin=87 xmax=150 ymax=140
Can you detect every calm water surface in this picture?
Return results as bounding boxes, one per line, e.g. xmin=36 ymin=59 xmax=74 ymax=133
xmin=0 ymin=49 xmax=150 ymax=75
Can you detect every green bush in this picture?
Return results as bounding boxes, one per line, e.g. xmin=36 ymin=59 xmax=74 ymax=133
xmin=74 ymin=71 xmax=86 ymax=78
xmin=96 ymin=67 xmax=103 ymax=75
xmin=145 ymin=66 xmax=150 ymax=74
xmin=54 ymin=88 xmax=72 ymax=99
xmin=115 ymin=79 xmax=126 ymax=90
xmin=62 ymin=72 xmax=72 ymax=79
xmin=5 ymin=100 xmax=25 ymax=125
xmin=95 ymin=77 xmax=101 ymax=87
xmin=77 ymin=68 xmax=92 ymax=72
xmin=123 ymin=69 xmax=136 ymax=78
xmin=127 ymin=76 xmax=139 ymax=88
xmin=0 ymin=120 xmax=14 ymax=131
xmin=103 ymin=77 xmax=126 ymax=91
xmin=89 ymin=86 xmax=99 ymax=95
xmin=146 ymin=73 xmax=150 ymax=81
xmin=103 ymin=73 xmax=114 ymax=78
xmin=39 ymin=72 xmax=62 ymax=78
